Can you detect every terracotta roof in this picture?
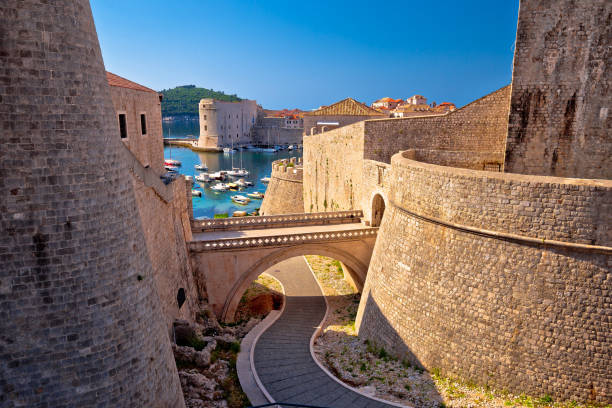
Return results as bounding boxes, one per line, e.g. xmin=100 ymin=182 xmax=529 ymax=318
xmin=304 ymin=98 xmax=386 ymax=117
xmin=106 ymin=72 xmax=157 ymax=93
xmin=439 ymin=102 xmax=455 ymax=106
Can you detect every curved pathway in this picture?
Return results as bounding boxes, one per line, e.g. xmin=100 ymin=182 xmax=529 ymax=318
xmin=252 ymin=257 xmax=395 ymax=408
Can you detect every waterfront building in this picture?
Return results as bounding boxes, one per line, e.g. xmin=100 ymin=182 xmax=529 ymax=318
xmin=198 ymin=99 xmax=258 ymax=149
xmin=302 ymin=97 xmax=386 ymax=136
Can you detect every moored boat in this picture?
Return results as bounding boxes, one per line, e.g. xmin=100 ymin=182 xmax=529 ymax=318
xmin=246 ymin=192 xmax=264 ymax=199
xmin=165 ymin=165 xmax=179 ymax=172
xmin=211 ymin=183 xmax=229 ymax=191
xmin=232 ymin=210 xmax=248 ymax=217
xmin=231 ymin=195 xmax=250 ymax=205
xmin=195 ymin=173 xmax=210 ymax=182
xmin=195 ymin=163 xmax=208 ymax=171
xmin=191 ymin=189 xmax=202 ymax=197
xmin=164 ymin=159 xmax=181 ymax=166
xmin=261 ymin=177 xmax=270 ymax=183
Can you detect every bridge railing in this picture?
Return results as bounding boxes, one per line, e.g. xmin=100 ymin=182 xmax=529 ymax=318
xmin=189 ymin=226 xmax=377 ymax=251
xmin=191 ymin=210 xmax=363 ymax=232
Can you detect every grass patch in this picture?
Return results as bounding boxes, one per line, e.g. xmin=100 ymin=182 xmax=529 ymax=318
xmin=214 ymin=213 xmax=229 ymax=219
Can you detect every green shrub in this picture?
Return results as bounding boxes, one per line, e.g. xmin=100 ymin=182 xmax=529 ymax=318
xmin=214 ymin=213 xmax=229 ymax=219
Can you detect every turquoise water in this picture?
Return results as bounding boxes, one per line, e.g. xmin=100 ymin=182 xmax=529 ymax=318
xmin=164 ymin=146 xmax=301 ymax=219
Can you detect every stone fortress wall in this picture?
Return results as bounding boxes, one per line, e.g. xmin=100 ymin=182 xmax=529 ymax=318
xmin=260 ymin=157 xmax=304 ymax=215
xmin=253 ymin=116 xmax=303 ymax=146
xmin=198 ymin=99 xmax=258 ymax=149
xmin=296 ymin=0 xmax=612 ymax=402
xmin=504 ymin=0 xmax=611 ymax=179
xmin=0 ymin=1 xmax=185 ymax=406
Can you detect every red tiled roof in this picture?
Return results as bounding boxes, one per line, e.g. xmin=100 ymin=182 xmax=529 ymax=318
xmin=106 ymin=72 xmax=157 ymax=93
xmin=304 ymin=98 xmax=386 ymax=117
xmin=439 ymin=102 xmax=455 ymax=106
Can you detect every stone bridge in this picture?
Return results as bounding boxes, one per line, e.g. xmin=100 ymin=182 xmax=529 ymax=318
xmin=188 ymin=211 xmax=378 ymax=322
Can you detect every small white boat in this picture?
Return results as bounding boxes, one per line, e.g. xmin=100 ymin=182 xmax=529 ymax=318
xmin=247 ymin=192 xmax=264 ymax=199
xmin=191 ymin=190 xmax=202 ymax=197
xmin=195 ymin=173 xmax=210 ymax=182
xmin=288 ymin=145 xmax=294 ymax=150
xmin=227 ymin=167 xmax=249 ymax=177
xmin=261 ymin=177 xmax=271 ymax=183
xmin=244 ymin=180 xmax=254 ymax=186
xmin=164 ymin=165 xmax=179 ymax=172
xmin=261 ymin=148 xmax=276 ymax=153
xmin=235 ymin=179 xmax=247 ymax=187
xmin=164 ymin=159 xmax=181 ymax=166
xmin=208 ymin=171 xmax=226 ymax=181
xmin=211 ymin=183 xmax=229 ymax=191
xmin=223 ymin=147 xmax=234 ymax=153
xmin=231 ymin=195 xmax=250 ymax=205
xmin=195 ymin=163 xmax=208 ymax=171
xmin=184 ymin=175 xmax=193 ymax=181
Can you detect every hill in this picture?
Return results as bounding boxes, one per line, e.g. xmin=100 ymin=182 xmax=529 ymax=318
xmin=160 ymin=85 xmax=242 ymax=117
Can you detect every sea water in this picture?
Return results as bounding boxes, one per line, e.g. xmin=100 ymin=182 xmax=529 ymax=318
xmin=163 ymin=120 xmax=301 ymax=220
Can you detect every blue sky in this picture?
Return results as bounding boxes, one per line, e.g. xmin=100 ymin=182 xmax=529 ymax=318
xmin=91 ymin=1 xmax=519 ymax=110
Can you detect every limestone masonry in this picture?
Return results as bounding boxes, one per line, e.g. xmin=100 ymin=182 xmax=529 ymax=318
xmin=260 ymin=158 xmax=304 ymax=215
xmin=0 ymin=1 xmax=185 ymax=406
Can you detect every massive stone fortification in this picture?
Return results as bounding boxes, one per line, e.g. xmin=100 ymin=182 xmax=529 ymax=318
xmin=295 ymin=0 xmax=612 ymax=402
xmin=260 ymin=158 xmax=304 ymax=215
xmin=505 ymin=0 xmax=611 ymax=179
xmin=0 ymin=1 xmax=184 ymax=406
xmin=198 ymin=98 xmax=258 ymax=149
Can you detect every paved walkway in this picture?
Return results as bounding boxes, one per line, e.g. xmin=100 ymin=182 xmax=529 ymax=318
xmin=252 ymin=257 xmax=395 ymax=408
xmin=192 ymin=222 xmax=366 ymax=241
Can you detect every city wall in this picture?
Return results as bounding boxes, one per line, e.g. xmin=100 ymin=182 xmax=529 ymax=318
xmin=303 ymin=114 xmax=383 ymax=136
xmin=253 ymin=121 xmax=303 ymax=146
xmin=260 ymin=158 xmax=304 ymax=215
xmin=504 ymin=0 xmax=611 ymax=179
xmin=356 ymin=151 xmax=612 ymax=402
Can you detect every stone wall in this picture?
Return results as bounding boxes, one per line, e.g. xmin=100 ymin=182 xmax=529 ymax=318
xmin=198 ymin=99 xmax=258 ymax=149
xmin=0 ymin=1 xmax=184 ymax=406
xmin=260 ymin=158 xmax=304 ymax=215
xmin=132 ymin=173 xmax=200 ymax=334
xmin=356 ymin=152 xmax=612 ymax=403
xmin=303 ymin=114 xmax=382 ymax=136
xmin=109 ymin=85 xmax=164 ymax=174
xmin=253 ymin=122 xmax=303 ymax=146
xmin=363 ymin=85 xmax=511 ymax=164
xmin=504 ymin=0 xmax=611 ymax=179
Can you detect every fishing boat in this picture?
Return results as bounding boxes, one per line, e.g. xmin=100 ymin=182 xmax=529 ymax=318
xmin=164 ymin=159 xmax=181 ymax=166
xmin=246 ymin=192 xmax=264 ymax=199
xmin=232 ymin=210 xmax=248 ymax=217
xmin=195 ymin=173 xmax=210 ymax=182
xmin=211 ymin=183 xmax=229 ymax=191
xmin=195 ymin=163 xmax=208 ymax=171
xmin=231 ymin=195 xmax=250 ymax=205
xmin=261 ymin=177 xmax=271 ymax=183
xmin=191 ymin=190 xmax=202 ymax=197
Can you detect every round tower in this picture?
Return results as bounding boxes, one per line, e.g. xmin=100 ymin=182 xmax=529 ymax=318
xmin=0 ymin=1 xmax=185 ymax=407
xmin=198 ymin=98 xmax=219 ymax=148
xmin=260 ymin=158 xmax=304 ymax=215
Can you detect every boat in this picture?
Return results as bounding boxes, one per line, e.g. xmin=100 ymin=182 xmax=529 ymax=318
xmin=195 ymin=163 xmax=208 ymax=171
xmin=244 ymin=180 xmax=254 ymax=186
xmin=261 ymin=147 xmax=276 ymax=153
xmin=164 ymin=159 xmax=181 ymax=166
xmin=235 ymin=179 xmax=247 ymax=187
xmin=211 ymin=183 xmax=229 ymax=191
xmin=208 ymin=171 xmax=226 ymax=181
xmin=223 ymin=147 xmax=234 ymax=153
xmin=184 ymin=175 xmax=193 ymax=181
xmin=288 ymin=145 xmax=294 ymax=150
xmin=164 ymin=165 xmax=179 ymax=172
xmin=246 ymin=192 xmax=264 ymax=199
xmin=227 ymin=182 xmax=239 ymax=190
xmin=227 ymin=167 xmax=249 ymax=177
xmin=232 ymin=210 xmax=248 ymax=217
xmin=231 ymin=195 xmax=250 ymax=205
xmin=261 ymin=177 xmax=271 ymax=183
xmin=195 ymin=173 xmax=210 ymax=182
xmin=191 ymin=190 xmax=202 ymax=197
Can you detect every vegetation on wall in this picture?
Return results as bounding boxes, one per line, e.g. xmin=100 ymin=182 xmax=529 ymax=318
xmin=160 ymin=85 xmax=242 ymax=117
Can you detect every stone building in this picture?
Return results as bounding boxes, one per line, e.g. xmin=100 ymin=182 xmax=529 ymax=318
xmin=252 ymin=109 xmax=304 ymax=146
xmin=372 ymin=97 xmax=403 ymax=110
xmin=198 ymin=98 xmax=258 ymax=149
xmin=302 ymin=97 xmax=387 ymax=136
xmin=107 ymin=72 xmax=165 ymax=174
xmin=259 ymin=158 xmax=304 ymax=215
xmin=294 ymin=0 xmax=612 ymax=402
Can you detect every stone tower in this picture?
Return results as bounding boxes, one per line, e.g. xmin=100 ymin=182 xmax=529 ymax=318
xmin=0 ymin=1 xmax=185 ymax=407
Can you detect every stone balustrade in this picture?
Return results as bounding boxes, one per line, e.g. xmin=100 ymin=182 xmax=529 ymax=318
xmin=189 ymin=227 xmax=377 ymax=252
xmin=192 ymin=210 xmax=363 ymax=232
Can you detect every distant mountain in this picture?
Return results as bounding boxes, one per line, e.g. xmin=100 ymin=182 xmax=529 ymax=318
xmin=159 ymin=85 xmax=242 ymax=117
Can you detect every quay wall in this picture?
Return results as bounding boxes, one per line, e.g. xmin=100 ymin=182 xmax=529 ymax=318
xmin=253 ymin=125 xmax=303 ymax=146
xmin=260 ymin=158 xmax=304 ymax=215
xmin=356 ymin=152 xmax=612 ymax=403
xmin=0 ymin=1 xmax=184 ymax=406
xmin=504 ymin=0 xmax=612 ymax=179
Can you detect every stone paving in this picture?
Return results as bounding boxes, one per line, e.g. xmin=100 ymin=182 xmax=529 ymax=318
xmin=253 ymin=257 xmax=395 ymax=408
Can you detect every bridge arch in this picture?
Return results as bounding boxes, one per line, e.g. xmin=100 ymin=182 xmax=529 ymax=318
xmin=221 ymin=243 xmax=368 ymax=322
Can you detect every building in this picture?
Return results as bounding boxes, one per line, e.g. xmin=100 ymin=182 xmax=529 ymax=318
xmin=303 ymin=97 xmax=387 ymax=136
xmin=252 ymin=108 xmax=304 ymax=146
xmin=433 ymin=101 xmax=456 ymax=113
xmin=391 ymin=102 xmax=438 ymax=118
xmin=406 ymin=94 xmax=427 ymax=105
xmin=372 ymin=97 xmax=403 ymax=110
xmin=107 ymin=72 xmax=165 ymax=173
xmin=198 ymin=99 xmax=258 ymax=149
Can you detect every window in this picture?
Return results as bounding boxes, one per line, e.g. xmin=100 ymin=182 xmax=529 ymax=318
xmin=204 ymin=114 xmax=207 ymax=120
xmin=118 ymin=113 xmax=127 ymax=139
xmin=204 ymin=125 xmax=207 ymax=131
xmin=140 ymin=113 xmax=147 ymax=135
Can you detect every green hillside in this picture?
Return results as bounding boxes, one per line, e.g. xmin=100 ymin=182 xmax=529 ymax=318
xmin=160 ymin=85 xmax=242 ymax=117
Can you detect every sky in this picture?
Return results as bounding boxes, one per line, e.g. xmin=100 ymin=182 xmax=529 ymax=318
xmin=90 ymin=1 xmax=519 ymax=110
